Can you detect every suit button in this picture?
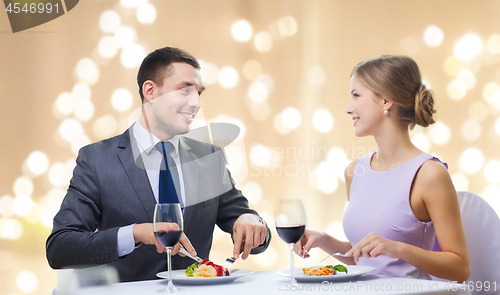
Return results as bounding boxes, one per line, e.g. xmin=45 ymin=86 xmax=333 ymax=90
xmin=100 ymin=255 xmax=105 ymax=260
xmin=91 ymin=256 xmax=95 ymax=262
xmin=105 ymin=254 xmax=109 ymax=259
xmin=96 ymin=255 xmax=100 ymax=261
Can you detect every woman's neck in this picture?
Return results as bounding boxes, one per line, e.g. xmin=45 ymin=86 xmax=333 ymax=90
xmin=372 ymin=124 xmax=422 ymax=170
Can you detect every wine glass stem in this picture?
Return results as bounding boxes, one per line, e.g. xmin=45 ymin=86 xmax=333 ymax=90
xmin=289 ymin=243 xmax=297 ymax=285
xmin=166 ymin=247 xmax=174 ymax=290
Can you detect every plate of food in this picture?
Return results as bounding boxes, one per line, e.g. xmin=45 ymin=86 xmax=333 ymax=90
xmin=156 ymin=259 xmax=253 ymax=285
xmin=277 ymin=265 xmax=375 ymax=282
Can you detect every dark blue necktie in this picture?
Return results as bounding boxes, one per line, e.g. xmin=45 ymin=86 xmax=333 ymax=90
xmin=158 ymin=142 xmax=179 ymax=204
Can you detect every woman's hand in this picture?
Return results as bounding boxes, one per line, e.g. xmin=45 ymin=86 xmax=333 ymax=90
xmin=293 ymin=229 xmax=325 ymax=258
xmin=346 ymin=232 xmax=401 ymax=262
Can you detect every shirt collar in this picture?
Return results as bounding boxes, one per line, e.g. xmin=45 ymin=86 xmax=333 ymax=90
xmin=133 ymin=120 xmax=180 ymax=156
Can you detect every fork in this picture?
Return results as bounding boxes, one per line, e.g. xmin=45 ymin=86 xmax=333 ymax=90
xmin=222 ymin=256 xmax=236 ymax=269
xmin=223 ymin=241 xmax=246 ymax=269
xmin=320 ymin=252 xmax=351 ymax=262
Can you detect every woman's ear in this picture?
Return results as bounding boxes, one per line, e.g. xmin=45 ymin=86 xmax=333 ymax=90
xmin=383 ymin=99 xmax=393 ymax=111
xmin=142 ymin=80 xmax=156 ymax=103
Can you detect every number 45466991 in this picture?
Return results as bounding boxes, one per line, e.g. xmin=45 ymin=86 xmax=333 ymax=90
xmin=5 ymin=2 xmax=59 ymax=14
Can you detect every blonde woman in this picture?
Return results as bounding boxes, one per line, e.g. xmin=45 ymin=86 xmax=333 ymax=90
xmin=295 ymin=56 xmax=470 ymax=282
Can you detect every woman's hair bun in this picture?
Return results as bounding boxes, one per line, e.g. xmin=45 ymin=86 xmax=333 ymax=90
xmin=413 ymin=84 xmax=436 ymax=128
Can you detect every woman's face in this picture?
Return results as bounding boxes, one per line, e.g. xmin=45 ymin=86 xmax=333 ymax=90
xmin=346 ymin=73 xmax=386 ymax=137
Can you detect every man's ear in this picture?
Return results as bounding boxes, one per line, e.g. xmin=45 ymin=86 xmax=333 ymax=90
xmin=142 ymin=80 xmax=156 ymax=103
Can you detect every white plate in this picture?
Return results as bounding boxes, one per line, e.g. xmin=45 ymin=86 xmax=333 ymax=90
xmin=277 ymin=265 xmax=375 ymax=282
xmin=156 ymin=269 xmax=254 ymax=285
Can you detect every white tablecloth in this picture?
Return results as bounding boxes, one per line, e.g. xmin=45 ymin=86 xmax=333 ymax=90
xmin=55 ymin=269 xmax=471 ymax=295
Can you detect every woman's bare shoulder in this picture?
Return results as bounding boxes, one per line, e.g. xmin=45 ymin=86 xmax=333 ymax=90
xmin=414 ymin=159 xmax=456 ymax=204
xmin=417 ymin=159 xmax=451 ymax=185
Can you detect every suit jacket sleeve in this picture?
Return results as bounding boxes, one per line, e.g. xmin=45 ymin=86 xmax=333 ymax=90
xmin=46 ymin=145 xmax=120 ymax=268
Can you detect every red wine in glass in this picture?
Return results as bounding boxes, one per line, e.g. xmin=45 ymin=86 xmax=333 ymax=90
xmin=276 ymin=225 xmax=305 ymax=244
xmin=275 ymin=199 xmax=306 ymax=291
xmin=155 ymin=231 xmax=183 ymax=248
xmin=154 ymin=203 xmax=183 ymax=293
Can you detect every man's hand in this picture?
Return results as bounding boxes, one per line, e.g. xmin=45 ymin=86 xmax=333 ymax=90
xmin=132 ymin=223 xmax=197 ymax=257
xmin=232 ymin=214 xmax=267 ymax=260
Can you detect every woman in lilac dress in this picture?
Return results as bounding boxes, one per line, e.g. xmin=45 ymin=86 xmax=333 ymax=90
xmin=295 ymin=55 xmax=470 ymax=282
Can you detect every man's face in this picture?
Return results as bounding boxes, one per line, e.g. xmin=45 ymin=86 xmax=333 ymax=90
xmin=146 ymin=62 xmax=205 ymax=140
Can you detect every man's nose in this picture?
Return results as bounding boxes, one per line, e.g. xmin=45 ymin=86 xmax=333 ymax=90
xmin=188 ymin=93 xmax=201 ymax=109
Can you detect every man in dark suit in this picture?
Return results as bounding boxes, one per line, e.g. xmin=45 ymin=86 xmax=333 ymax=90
xmin=46 ymin=47 xmax=271 ymax=282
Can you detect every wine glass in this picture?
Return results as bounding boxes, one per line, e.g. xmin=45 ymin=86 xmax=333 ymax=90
xmin=154 ymin=203 xmax=184 ymax=293
xmin=275 ymin=199 xmax=306 ymax=290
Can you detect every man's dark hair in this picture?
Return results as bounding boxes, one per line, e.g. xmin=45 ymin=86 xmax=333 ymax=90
xmin=137 ymin=47 xmax=200 ymax=102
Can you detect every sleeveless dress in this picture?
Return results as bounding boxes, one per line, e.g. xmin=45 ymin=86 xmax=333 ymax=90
xmin=343 ymin=152 xmax=443 ymax=279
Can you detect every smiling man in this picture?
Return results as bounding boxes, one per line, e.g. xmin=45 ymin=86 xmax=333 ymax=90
xmin=46 ymin=47 xmax=271 ymax=282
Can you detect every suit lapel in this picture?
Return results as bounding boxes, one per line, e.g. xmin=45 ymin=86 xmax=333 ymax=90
xmin=117 ymin=127 xmax=156 ymax=221
xmin=178 ymin=137 xmax=199 ymax=233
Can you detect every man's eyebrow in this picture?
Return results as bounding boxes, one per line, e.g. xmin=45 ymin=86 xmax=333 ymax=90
xmin=177 ymin=81 xmax=205 ymax=91
xmin=177 ymin=81 xmax=193 ymax=87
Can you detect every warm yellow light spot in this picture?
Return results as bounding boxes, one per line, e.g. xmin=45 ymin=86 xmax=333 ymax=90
xmin=114 ymin=26 xmax=137 ymax=48
xmin=411 ymin=133 xmax=431 ymax=152
xmin=248 ymin=81 xmax=269 ymax=104
xmin=456 ymin=69 xmax=476 ymax=90
xmin=243 ymin=60 xmax=262 ymax=81
xmin=454 ymin=34 xmax=483 ymax=61
xmin=231 ymin=20 xmax=253 ymax=42
xmin=254 ymin=32 xmax=273 ymax=52
xmin=278 ymin=16 xmax=298 ymax=37
xmin=446 ymin=79 xmax=467 ymax=100
xmin=198 ymin=60 xmax=219 ymax=85
xmin=484 ymin=159 xmax=500 ymax=184
xmin=459 ymin=148 xmax=484 ymax=175
xmin=249 ymin=102 xmax=270 ymax=121
xmin=461 ymin=119 xmax=482 ymax=142
xmin=468 ymin=101 xmax=489 ymax=122
xmin=427 ymin=121 xmax=451 ymax=145
xmin=121 ymin=44 xmax=145 ymax=69
xmin=99 ymin=10 xmax=120 ymax=33
xmin=315 ymin=161 xmax=339 ymax=194
xmin=98 ymin=36 xmax=118 ymax=58
xmin=250 ymin=144 xmax=272 ymax=167
xmin=137 ymin=3 xmax=156 ymax=24
xmin=312 ymin=108 xmax=334 ymax=133
xmin=483 ymin=82 xmax=499 ymax=103
xmin=306 ymin=65 xmax=326 ymax=86
xmin=451 ymin=173 xmax=469 ymax=191
xmin=218 ymin=66 xmax=239 ymax=88
xmin=423 ymin=25 xmax=444 ymax=47
xmin=487 ymin=34 xmax=500 ymax=55
xmin=281 ymin=107 xmax=302 ymax=130
xmin=240 ymin=182 xmax=262 ymax=204
xmin=443 ymin=56 xmax=463 ymax=77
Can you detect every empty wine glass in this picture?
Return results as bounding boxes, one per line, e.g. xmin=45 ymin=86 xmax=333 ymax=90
xmin=154 ymin=203 xmax=184 ymax=293
xmin=275 ymin=199 xmax=306 ymax=290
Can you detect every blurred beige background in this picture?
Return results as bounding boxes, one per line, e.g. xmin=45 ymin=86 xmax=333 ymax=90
xmin=1 ymin=0 xmax=500 ymax=294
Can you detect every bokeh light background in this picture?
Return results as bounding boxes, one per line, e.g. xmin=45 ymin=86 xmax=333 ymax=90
xmin=1 ymin=0 xmax=500 ymax=294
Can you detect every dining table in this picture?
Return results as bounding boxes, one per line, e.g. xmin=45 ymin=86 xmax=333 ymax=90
xmin=53 ymin=267 xmax=472 ymax=295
